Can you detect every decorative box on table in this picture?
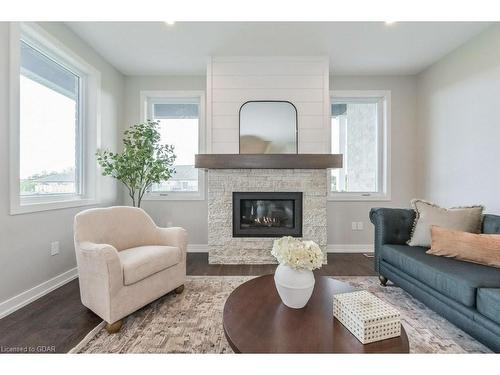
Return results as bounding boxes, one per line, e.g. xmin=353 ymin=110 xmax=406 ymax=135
xmin=333 ymin=290 xmax=401 ymax=344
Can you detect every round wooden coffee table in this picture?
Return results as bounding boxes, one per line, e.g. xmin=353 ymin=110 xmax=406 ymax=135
xmin=223 ymin=275 xmax=409 ymax=353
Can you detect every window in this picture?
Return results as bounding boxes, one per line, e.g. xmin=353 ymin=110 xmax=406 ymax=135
xmin=329 ymin=90 xmax=390 ymax=201
xmin=142 ymin=91 xmax=205 ymax=200
xmin=10 ymin=23 xmax=101 ymax=214
xmin=20 ymin=40 xmax=82 ymax=197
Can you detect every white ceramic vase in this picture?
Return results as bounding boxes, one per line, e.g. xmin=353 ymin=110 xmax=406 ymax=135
xmin=274 ymin=264 xmax=315 ymax=309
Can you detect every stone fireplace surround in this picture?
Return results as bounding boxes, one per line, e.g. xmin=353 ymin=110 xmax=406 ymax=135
xmin=208 ymin=168 xmax=327 ymax=264
xmin=203 ymin=57 xmax=336 ymax=265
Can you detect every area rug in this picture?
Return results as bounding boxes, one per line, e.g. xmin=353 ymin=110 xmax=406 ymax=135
xmin=70 ymin=276 xmax=491 ymax=353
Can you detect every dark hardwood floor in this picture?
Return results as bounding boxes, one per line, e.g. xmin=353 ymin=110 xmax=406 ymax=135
xmin=0 ymin=253 xmax=375 ymax=354
xmin=187 ymin=252 xmax=375 ymax=276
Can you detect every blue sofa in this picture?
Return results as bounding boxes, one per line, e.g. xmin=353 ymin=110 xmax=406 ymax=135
xmin=370 ymin=208 xmax=500 ymax=352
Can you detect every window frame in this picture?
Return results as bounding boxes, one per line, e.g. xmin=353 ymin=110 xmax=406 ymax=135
xmin=140 ymin=90 xmax=206 ymax=201
xmin=9 ymin=22 xmax=102 ymax=215
xmin=328 ymin=90 xmax=391 ymax=202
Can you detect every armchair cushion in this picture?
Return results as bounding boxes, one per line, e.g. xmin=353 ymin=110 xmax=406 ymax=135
xmin=118 ymin=245 xmax=182 ymax=285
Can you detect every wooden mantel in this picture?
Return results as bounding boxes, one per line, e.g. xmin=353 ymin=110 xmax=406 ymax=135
xmin=195 ymin=154 xmax=343 ymax=169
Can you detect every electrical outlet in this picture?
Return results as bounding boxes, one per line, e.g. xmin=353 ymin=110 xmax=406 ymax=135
xmin=351 ymin=222 xmax=357 ymax=231
xmin=50 ymin=241 xmax=59 ymax=256
xmin=357 ymin=221 xmax=364 ymax=230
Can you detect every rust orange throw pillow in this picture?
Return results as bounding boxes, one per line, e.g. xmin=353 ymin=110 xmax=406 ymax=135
xmin=428 ymin=226 xmax=500 ymax=268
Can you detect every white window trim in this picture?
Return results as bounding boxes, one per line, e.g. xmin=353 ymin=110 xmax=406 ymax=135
xmin=140 ymin=90 xmax=206 ymax=201
xmin=328 ymin=90 xmax=391 ymax=202
xmin=9 ymin=22 xmax=102 ymax=215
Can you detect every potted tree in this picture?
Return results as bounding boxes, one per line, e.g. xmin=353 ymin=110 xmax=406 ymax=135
xmin=96 ymin=120 xmax=176 ymax=208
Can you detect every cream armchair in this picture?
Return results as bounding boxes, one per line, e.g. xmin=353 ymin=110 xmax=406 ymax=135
xmin=74 ymin=206 xmax=187 ymax=333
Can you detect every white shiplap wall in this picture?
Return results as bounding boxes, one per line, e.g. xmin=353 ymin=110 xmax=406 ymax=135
xmin=206 ymin=56 xmax=330 ymax=154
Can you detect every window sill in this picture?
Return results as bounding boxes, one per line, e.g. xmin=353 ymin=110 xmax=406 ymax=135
xmin=327 ymin=193 xmax=391 ymax=202
xmin=143 ymin=192 xmax=205 ymax=201
xmin=10 ymin=197 xmax=99 ymax=215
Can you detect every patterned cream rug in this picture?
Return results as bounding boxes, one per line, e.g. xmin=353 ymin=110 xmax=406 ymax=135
xmin=70 ymin=276 xmax=491 ymax=353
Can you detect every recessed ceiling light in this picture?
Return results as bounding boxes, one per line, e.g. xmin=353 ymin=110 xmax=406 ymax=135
xmin=164 ymin=21 xmax=176 ymax=26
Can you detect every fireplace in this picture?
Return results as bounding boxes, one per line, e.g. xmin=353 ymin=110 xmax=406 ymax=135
xmin=232 ymin=192 xmax=303 ymax=237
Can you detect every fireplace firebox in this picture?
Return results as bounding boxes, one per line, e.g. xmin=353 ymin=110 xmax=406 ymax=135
xmin=232 ymin=192 xmax=303 ymax=237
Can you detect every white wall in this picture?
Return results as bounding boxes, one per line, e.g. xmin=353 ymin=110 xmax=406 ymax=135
xmin=328 ymin=76 xmax=418 ymax=245
xmin=123 ymin=75 xmax=208 ymax=244
xmin=0 ymin=22 xmax=124 ymax=305
xmin=123 ymin=73 xmax=418 ymax=248
xmin=208 ymin=56 xmax=330 ymax=154
xmin=2 ymin=21 xmax=496 ymax=312
xmin=417 ymin=24 xmax=500 ymax=213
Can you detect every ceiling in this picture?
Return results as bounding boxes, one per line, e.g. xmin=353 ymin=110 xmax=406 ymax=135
xmin=66 ymin=22 xmax=491 ymax=76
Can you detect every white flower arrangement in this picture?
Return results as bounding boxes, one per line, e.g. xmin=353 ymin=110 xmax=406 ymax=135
xmin=271 ymin=236 xmax=324 ymax=271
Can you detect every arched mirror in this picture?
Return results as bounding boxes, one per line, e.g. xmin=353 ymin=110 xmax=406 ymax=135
xmin=239 ymin=101 xmax=298 ymax=154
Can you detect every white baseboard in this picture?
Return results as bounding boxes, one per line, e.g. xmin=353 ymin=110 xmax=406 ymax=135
xmin=187 ymin=244 xmax=374 ymax=254
xmin=187 ymin=244 xmax=209 ymax=253
xmin=326 ymin=244 xmax=374 ymax=253
xmin=0 ymin=267 xmax=78 ymax=320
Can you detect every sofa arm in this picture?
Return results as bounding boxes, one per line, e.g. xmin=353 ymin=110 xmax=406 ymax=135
xmin=482 ymin=214 xmax=500 ymax=234
xmin=156 ymin=227 xmax=188 ymax=260
xmin=75 ymin=242 xmax=123 ymax=319
xmin=369 ymin=208 xmax=416 ymax=273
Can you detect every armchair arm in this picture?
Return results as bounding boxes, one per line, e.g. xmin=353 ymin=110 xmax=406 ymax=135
xmin=156 ymin=227 xmax=188 ymax=260
xmin=78 ymin=241 xmax=120 ymax=258
xmin=369 ymin=208 xmax=416 ymax=273
xmin=75 ymin=242 xmax=123 ymax=316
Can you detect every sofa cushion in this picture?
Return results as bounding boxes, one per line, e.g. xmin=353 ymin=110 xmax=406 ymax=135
xmin=118 ymin=245 xmax=181 ymax=285
xmin=428 ymin=226 xmax=500 ymax=268
xmin=381 ymin=244 xmax=500 ymax=306
xmin=477 ymin=288 xmax=500 ymax=325
xmin=408 ymin=199 xmax=483 ymax=247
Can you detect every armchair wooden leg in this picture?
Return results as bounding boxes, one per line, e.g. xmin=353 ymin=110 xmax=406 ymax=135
xmin=105 ymin=320 xmax=123 ymax=334
xmin=174 ymin=284 xmax=185 ymax=294
xmin=379 ymin=275 xmax=388 ymax=287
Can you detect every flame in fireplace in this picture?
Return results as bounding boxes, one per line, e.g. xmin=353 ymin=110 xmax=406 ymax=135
xmin=254 ymin=216 xmax=280 ymax=227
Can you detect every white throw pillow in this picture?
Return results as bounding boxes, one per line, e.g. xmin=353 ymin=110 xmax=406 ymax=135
xmin=407 ymin=199 xmax=483 ymax=247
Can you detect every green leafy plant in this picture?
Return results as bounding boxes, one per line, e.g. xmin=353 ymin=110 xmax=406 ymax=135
xmin=96 ymin=120 xmax=176 ymax=207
